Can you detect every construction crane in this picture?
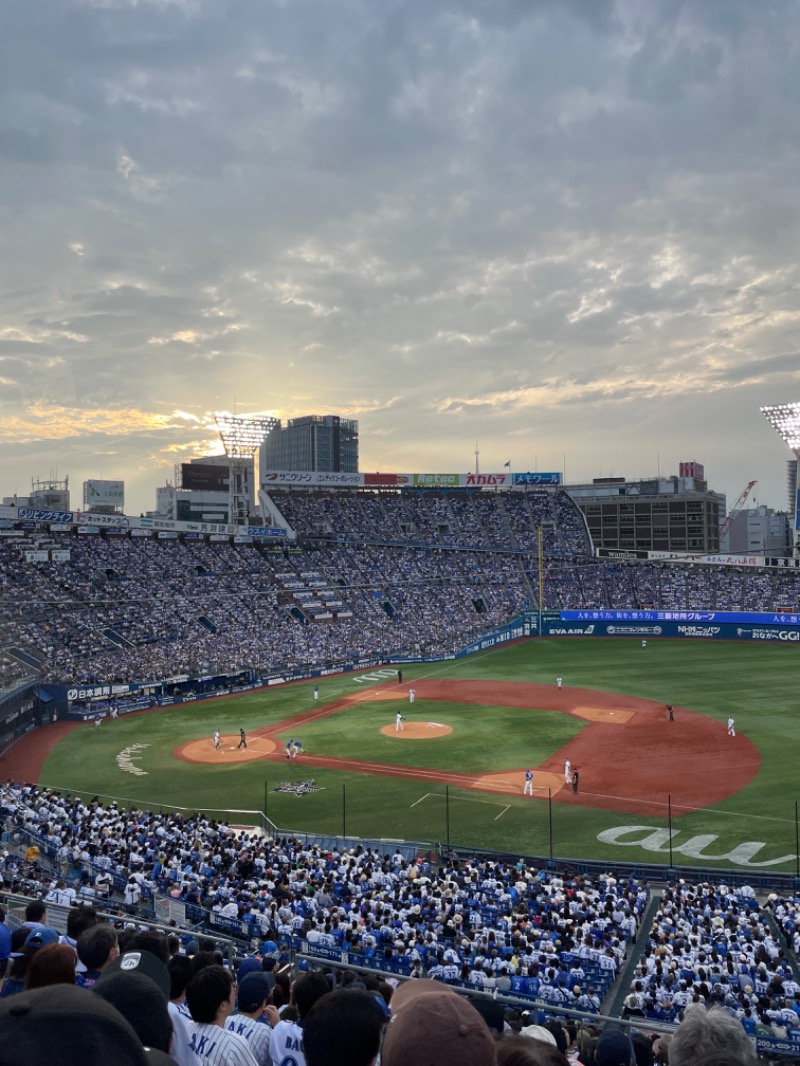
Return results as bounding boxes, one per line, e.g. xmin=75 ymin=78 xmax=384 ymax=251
xmin=719 ymin=480 xmax=758 ymax=543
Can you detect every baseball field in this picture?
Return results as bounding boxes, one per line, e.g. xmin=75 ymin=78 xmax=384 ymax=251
xmin=8 ymin=637 xmax=800 ymax=873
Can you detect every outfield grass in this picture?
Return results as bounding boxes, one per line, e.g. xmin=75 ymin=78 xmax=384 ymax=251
xmin=37 ymin=639 xmax=800 ymax=872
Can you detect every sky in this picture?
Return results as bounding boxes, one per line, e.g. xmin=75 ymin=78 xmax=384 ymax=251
xmin=1 ymin=0 xmax=800 ymax=517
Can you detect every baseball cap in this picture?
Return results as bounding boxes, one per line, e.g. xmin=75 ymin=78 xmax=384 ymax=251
xmin=381 ymin=980 xmax=495 ymax=1066
xmin=24 ymin=926 xmax=60 ymax=949
xmin=0 ymin=984 xmax=150 ymax=1066
xmin=237 ymin=957 xmax=262 ymax=983
xmin=595 ymin=1028 xmax=635 ymax=1066
xmin=238 ymin=972 xmax=273 ymax=1013
xmin=98 ymin=950 xmax=171 ymax=1001
xmin=94 ymin=971 xmax=173 ymax=1052
xmin=520 ymin=1024 xmax=557 ymax=1045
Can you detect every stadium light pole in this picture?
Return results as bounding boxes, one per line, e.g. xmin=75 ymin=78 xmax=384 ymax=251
xmin=761 ymin=403 xmax=800 ymax=556
xmin=215 ymin=413 xmax=279 ymax=527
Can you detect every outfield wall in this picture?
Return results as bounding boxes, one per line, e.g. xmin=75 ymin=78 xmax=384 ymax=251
xmin=455 ymin=610 xmax=800 ymax=649
xmin=544 ymin=609 xmax=800 ymax=642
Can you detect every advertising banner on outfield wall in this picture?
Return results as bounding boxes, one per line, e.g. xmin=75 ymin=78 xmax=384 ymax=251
xmin=562 ymin=608 xmax=800 ymax=625
xmin=541 ymin=613 xmax=800 ymax=642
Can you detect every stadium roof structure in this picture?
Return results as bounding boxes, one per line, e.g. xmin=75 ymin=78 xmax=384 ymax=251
xmin=214 ymin=412 xmax=279 ymax=458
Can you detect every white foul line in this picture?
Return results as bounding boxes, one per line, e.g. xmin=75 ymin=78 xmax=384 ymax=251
xmin=410 ymin=793 xmax=431 ymax=808
xmin=494 ymin=806 xmax=511 ymax=821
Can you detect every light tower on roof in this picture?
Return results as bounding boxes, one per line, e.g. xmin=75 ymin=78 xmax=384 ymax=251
xmin=215 ymin=412 xmax=279 ymax=526
xmin=761 ymin=402 xmax=800 ymax=555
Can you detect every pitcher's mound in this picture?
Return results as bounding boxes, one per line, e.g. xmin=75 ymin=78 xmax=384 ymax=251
xmin=380 ymin=722 xmax=453 ymax=740
xmin=177 ymin=736 xmax=277 ymax=764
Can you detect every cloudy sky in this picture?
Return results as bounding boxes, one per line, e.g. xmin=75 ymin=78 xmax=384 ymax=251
xmin=1 ymin=0 xmax=799 ymax=516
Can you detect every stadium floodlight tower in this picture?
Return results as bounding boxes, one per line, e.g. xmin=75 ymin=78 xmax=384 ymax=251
xmin=214 ymin=412 xmax=279 ymax=527
xmin=761 ymin=403 xmax=800 ymax=555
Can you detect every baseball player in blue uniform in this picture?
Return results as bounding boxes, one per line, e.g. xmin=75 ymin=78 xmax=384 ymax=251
xmin=523 ymin=769 xmax=534 ymax=796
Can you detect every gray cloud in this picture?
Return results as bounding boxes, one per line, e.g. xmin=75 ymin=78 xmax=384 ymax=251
xmin=0 ymin=0 xmax=799 ymax=512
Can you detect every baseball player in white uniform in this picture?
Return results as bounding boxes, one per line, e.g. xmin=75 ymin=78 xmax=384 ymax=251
xmin=214 ymin=731 xmax=220 ymax=750
xmin=564 ymin=759 xmax=571 ymax=785
xmin=395 ymin=712 xmax=405 ymax=732
xmin=409 ymin=688 xmax=415 ymax=704
xmin=556 ymin=676 xmax=563 ymax=690
xmin=523 ymin=769 xmax=534 ymax=796
xmin=728 ymin=717 xmax=736 ymax=736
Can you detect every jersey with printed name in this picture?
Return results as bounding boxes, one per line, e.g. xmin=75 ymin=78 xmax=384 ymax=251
xmin=269 ymin=1018 xmax=306 ymax=1066
xmin=225 ymin=1014 xmax=272 ymax=1066
xmin=187 ymin=1020 xmax=259 ymax=1066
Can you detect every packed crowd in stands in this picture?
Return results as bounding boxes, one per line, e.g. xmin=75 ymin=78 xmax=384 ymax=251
xmin=0 ymin=488 xmax=798 ymax=689
xmin=1 ymin=781 xmax=645 ymax=993
xmin=1 ymin=779 xmax=797 ymax=1063
xmin=627 ymin=879 xmax=800 ymax=1040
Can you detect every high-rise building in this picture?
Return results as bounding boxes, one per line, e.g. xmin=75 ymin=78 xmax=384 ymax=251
xmin=261 ymin=415 xmax=359 ymax=474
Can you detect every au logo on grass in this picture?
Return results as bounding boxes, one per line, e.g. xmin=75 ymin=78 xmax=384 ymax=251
xmin=273 ymin=779 xmax=324 ymax=796
xmin=597 ymin=825 xmax=796 ymax=868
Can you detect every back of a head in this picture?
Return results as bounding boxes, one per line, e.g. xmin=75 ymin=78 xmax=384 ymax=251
xmin=24 ymin=944 xmax=77 ymax=991
xmin=595 ymin=1028 xmax=635 ymax=1066
xmin=498 ymin=1035 xmax=569 ymax=1066
xmin=186 ymin=964 xmax=234 ymax=1024
xmin=24 ymin=901 xmax=46 ymax=924
xmin=189 ymin=950 xmax=221 ymax=977
xmin=304 ymin=989 xmax=386 ymax=1066
xmin=77 ymin=924 xmax=119 ymax=971
xmin=167 ymin=954 xmax=193 ymax=1002
xmin=128 ymin=930 xmax=171 ymax=966
xmin=670 ymin=1007 xmax=758 ymax=1066
xmin=66 ymin=906 xmax=99 ymax=941
xmin=293 ymin=970 xmax=331 ymax=1018
xmin=471 ymin=995 xmax=506 ymax=1038
xmin=0 ymin=984 xmax=148 ymax=1066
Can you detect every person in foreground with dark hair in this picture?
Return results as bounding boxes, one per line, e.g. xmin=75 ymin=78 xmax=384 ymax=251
xmin=303 ymin=989 xmax=387 ymax=1066
xmin=75 ymin=923 xmax=119 ymax=988
xmin=185 ymin=964 xmax=259 ymax=1065
xmin=669 ymin=1005 xmax=758 ymax=1066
